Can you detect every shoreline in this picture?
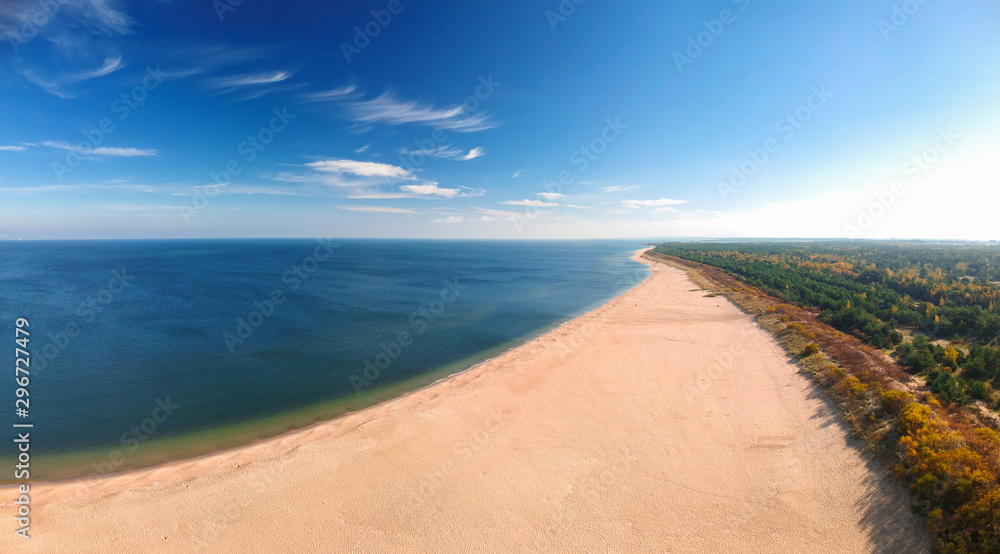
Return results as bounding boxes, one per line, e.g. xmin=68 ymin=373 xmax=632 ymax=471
xmin=1 ymin=249 xmax=652 ymax=494
xmin=2 ymin=248 xmax=927 ymax=552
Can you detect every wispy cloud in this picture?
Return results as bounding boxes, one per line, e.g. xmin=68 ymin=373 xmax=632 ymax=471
xmin=400 ymin=145 xmax=485 ymax=160
xmin=302 ymin=84 xmax=361 ymax=102
xmin=400 ymin=183 xmax=485 ymax=198
xmin=348 ymin=192 xmax=413 ymax=199
xmin=431 ymin=216 xmax=466 ymax=223
xmin=21 ymin=71 xmax=74 ymax=98
xmin=207 ymin=70 xmax=293 ymax=90
xmin=475 ymin=206 xmax=523 ymax=219
xmin=602 ymin=185 xmax=638 ymax=193
xmin=400 ymin=145 xmax=462 ymax=158
xmin=0 ymin=0 xmax=131 ymax=43
xmin=621 ymin=198 xmax=687 ymax=209
xmin=21 ymin=56 xmax=125 ymax=98
xmin=500 ymin=199 xmax=558 ymax=207
xmin=41 ymin=141 xmax=158 ymax=157
xmin=306 ymin=159 xmax=414 ymax=179
xmin=537 ymin=192 xmax=564 ymax=201
xmin=0 ymin=145 xmax=26 ymax=151
xmin=512 ymin=169 xmax=523 ymax=178
xmin=154 ymin=42 xmax=288 ymax=80
xmin=65 ymin=56 xmax=124 ymax=82
xmin=0 ymin=182 xmax=163 ymax=195
xmin=92 ymin=204 xmax=179 ymax=212
xmin=349 ymin=93 xmax=497 ymax=132
xmin=269 ymin=171 xmax=354 ymax=187
xmin=339 ymin=205 xmax=418 ymax=214
xmin=354 ymin=144 xmax=371 ymax=154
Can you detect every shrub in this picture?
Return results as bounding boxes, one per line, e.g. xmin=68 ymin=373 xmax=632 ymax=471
xmin=881 ymin=389 xmax=916 ymax=414
xmin=802 ymin=343 xmax=820 ymax=357
xmin=928 ymin=369 xmax=967 ymax=405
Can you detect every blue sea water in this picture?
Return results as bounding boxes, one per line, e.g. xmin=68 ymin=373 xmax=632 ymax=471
xmin=0 ymin=239 xmax=647 ymax=480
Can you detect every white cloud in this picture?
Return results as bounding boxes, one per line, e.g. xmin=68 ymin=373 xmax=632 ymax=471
xmin=191 ymin=185 xmax=320 ymax=197
xmin=401 ymin=145 xmax=463 ymax=158
xmin=351 ymin=184 xmax=484 ymax=199
xmin=0 ymin=145 xmax=26 ymax=151
xmin=153 ymin=43 xmax=288 ymax=81
xmin=0 ymin=0 xmax=131 ymax=43
xmin=93 ymin=204 xmax=179 ymax=212
xmin=65 ymin=56 xmax=124 ymax=82
xmin=303 ymin=84 xmax=360 ymax=102
xmin=461 ymin=147 xmax=485 ymax=160
xmin=339 ymin=205 xmax=418 ymax=214
xmin=432 ymin=216 xmax=466 ymax=223
xmin=41 ymin=141 xmax=158 ymax=157
xmin=349 ymin=93 xmax=497 ymax=132
xmin=306 ymin=159 xmax=414 ymax=179
xmin=400 ymin=145 xmax=485 ymax=161
xmin=207 ymin=70 xmax=293 ymax=90
xmin=21 ymin=56 xmax=125 ymax=98
xmin=349 ymin=192 xmax=413 ymax=199
xmin=512 ymin=169 xmax=523 ymax=178
xmin=445 ymin=186 xmax=485 ymax=197
xmin=500 ymin=199 xmax=558 ymax=207
xmin=354 ymin=144 xmax=371 ymax=154
xmin=269 ymin=172 xmax=354 ymax=187
xmin=566 ymin=204 xmax=591 ymax=209
xmin=401 ymin=183 xmax=459 ymax=197
xmin=621 ymin=198 xmax=687 ymax=209
xmin=21 ymin=70 xmax=74 ymax=98
xmin=536 ymin=192 xmax=564 ymax=201
xmin=475 ymin=206 xmax=524 ymax=219
xmin=602 ymin=185 xmax=638 ymax=193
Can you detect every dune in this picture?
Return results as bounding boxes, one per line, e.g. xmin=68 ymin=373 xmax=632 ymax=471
xmin=1 ymin=248 xmax=928 ymax=552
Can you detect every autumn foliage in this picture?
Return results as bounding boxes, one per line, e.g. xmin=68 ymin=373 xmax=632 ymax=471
xmin=646 ymin=251 xmax=1000 ymax=553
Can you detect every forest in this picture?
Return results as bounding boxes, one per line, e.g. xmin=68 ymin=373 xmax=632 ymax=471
xmin=652 ymin=240 xmax=1000 ymax=552
xmin=654 ymin=241 xmax=1000 ymax=409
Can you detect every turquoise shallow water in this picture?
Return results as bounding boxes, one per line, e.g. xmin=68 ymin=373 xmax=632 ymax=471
xmin=0 ymin=239 xmax=648 ymax=480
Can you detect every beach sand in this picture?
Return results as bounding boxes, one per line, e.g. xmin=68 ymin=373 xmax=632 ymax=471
xmin=2 ymin=249 xmax=928 ymax=552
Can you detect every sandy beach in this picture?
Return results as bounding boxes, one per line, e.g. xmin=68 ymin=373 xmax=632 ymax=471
xmin=2 ymin=249 xmax=928 ymax=552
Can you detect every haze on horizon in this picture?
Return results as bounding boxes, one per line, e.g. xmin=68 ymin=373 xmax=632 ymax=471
xmin=0 ymin=0 xmax=997 ymax=241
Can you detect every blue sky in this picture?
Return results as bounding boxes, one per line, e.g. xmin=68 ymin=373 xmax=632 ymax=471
xmin=1 ymin=0 xmax=998 ymax=240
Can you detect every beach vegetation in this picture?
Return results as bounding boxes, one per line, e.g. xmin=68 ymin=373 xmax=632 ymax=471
xmin=648 ymin=243 xmax=1000 ymax=552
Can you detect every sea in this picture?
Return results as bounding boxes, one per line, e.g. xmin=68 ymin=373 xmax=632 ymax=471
xmin=0 ymin=239 xmax=648 ymax=481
